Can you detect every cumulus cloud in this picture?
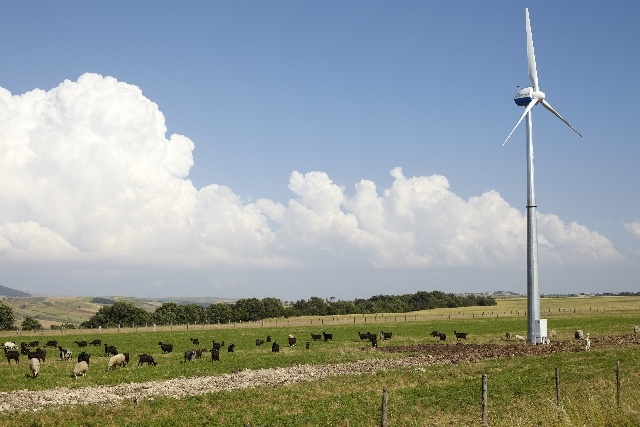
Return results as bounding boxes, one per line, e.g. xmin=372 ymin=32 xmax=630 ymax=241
xmin=0 ymin=73 xmax=624 ymax=276
xmin=624 ymin=221 xmax=640 ymax=239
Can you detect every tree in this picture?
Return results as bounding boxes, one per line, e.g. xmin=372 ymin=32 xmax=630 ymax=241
xmin=81 ymin=300 xmax=150 ymax=328
xmin=233 ymin=298 xmax=264 ymax=322
xmin=21 ymin=316 xmax=42 ymax=331
xmin=182 ymin=304 xmax=206 ymax=324
xmin=151 ymin=302 xmax=183 ymax=325
xmin=0 ymin=302 xmax=15 ymax=330
xmin=206 ymin=303 xmax=233 ymax=324
xmin=261 ymin=297 xmax=285 ymax=319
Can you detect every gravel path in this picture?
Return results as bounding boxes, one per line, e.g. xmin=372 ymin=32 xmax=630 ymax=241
xmin=0 ymin=355 xmax=438 ymax=412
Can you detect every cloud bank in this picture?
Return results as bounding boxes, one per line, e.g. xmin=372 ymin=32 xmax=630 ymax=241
xmin=0 ymin=74 xmax=625 ymax=294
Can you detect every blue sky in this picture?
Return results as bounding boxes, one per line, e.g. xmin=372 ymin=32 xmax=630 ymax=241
xmin=1 ymin=2 xmax=638 ymax=300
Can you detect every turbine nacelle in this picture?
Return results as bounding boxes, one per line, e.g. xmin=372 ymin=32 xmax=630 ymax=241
xmin=514 ymin=87 xmax=545 ymax=107
xmin=503 ymin=8 xmax=581 ymax=147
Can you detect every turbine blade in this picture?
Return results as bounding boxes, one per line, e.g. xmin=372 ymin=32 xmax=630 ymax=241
xmin=503 ymin=98 xmax=538 ymax=146
xmin=526 ymin=9 xmax=539 ymax=92
xmin=540 ymin=99 xmax=582 ymax=137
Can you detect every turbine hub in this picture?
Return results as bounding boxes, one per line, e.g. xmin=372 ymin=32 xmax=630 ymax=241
xmin=514 ymin=87 xmax=545 ymax=106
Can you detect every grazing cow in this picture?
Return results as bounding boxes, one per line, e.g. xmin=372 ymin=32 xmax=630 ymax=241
xmin=211 ymin=347 xmax=220 ymax=362
xmin=288 ymin=335 xmax=297 ymax=347
xmin=72 ymin=361 xmax=89 ymax=378
xmin=311 ymin=333 xmax=322 ymax=341
xmin=89 ymin=339 xmax=102 ymax=346
xmin=271 ymin=342 xmax=280 ymax=353
xmin=138 ymin=354 xmax=157 ymax=366
xmin=29 ymin=358 xmax=40 ymax=378
xmin=104 ymin=344 xmax=118 ymax=356
xmin=184 ymin=349 xmax=196 ymax=362
xmin=5 ymin=350 xmax=19 ymax=364
xmin=58 ymin=346 xmax=73 ymax=361
xmin=107 ymin=354 xmax=127 ymax=370
xmin=74 ymin=340 xmax=88 ymax=348
xmin=27 ymin=348 xmax=46 ymax=363
xmin=358 ymin=332 xmax=373 ymax=341
xmin=77 ymin=351 xmax=91 ymax=364
xmin=227 ymin=344 xmax=235 ymax=353
xmin=453 ymin=331 xmax=468 ymax=341
xmin=379 ymin=331 xmax=392 ymax=340
xmin=322 ymin=331 xmax=333 ymax=341
xmin=158 ymin=342 xmax=173 ymax=353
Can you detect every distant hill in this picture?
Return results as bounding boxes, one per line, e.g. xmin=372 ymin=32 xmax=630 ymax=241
xmin=0 ymin=285 xmax=30 ymax=297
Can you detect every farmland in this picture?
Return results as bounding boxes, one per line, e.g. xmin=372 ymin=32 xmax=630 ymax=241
xmin=1 ymin=296 xmax=639 ymax=426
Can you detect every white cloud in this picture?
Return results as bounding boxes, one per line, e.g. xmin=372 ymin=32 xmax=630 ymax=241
xmin=0 ymin=73 xmax=625 ymax=279
xmin=624 ymin=221 xmax=640 ymax=239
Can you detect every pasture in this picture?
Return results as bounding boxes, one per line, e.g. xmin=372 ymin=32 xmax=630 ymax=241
xmin=1 ymin=296 xmax=639 ymax=426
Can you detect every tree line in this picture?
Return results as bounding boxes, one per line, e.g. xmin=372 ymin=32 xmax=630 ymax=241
xmin=0 ymin=291 xmax=496 ymax=330
xmin=77 ymin=291 xmax=495 ymax=328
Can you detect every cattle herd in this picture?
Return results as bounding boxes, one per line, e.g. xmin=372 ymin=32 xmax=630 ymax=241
xmin=0 ymin=329 xmax=484 ymax=380
xmin=1 ymin=330 xmax=360 ymax=379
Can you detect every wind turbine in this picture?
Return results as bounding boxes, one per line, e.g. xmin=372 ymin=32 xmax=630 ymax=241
xmin=503 ymin=8 xmax=581 ymax=344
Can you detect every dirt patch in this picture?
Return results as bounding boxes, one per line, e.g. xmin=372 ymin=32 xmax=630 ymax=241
xmin=379 ymin=333 xmax=640 ymax=364
xmin=1 ymin=334 xmax=638 ymax=412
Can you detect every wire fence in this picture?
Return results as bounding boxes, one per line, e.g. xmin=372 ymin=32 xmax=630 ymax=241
xmin=9 ymin=303 xmax=640 ymax=337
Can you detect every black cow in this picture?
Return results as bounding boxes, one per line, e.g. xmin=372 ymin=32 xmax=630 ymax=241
xmin=138 ymin=354 xmax=157 ymax=366
xmin=27 ymin=348 xmax=46 ymax=362
xmin=211 ymin=347 xmax=220 ymax=362
xmin=158 ymin=342 xmax=173 ymax=353
xmin=184 ymin=349 xmax=196 ymax=362
xmin=77 ymin=351 xmax=91 ymax=364
xmin=104 ymin=344 xmax=118 ymax=356
xmin=5 ymin=350 xmax=19 ymax=364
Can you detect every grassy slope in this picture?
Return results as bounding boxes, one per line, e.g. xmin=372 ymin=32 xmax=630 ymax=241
xmin=3 ymin=294 xmax=639 ymax=329
xmin=0 ymin=296 xmax=639 ymax=426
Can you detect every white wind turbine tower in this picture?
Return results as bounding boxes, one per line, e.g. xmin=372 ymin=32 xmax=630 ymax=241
xmin=503 ymin=8 xmax=581 ymax=344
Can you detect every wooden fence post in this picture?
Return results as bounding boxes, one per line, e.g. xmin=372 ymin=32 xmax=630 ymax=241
xmin=616 ymin=361 xmax=621 ymax=408
xmin=555 ymin=367 xmax=561 ymax=406
xmin=381 ymin=387 xmax=388 ymax=427
xmin=482 ymin=374 xmax=488 ymax=427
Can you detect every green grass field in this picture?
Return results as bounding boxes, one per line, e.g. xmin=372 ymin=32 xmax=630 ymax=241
xmin=1 ymin=296 xmax=639 ymax=426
